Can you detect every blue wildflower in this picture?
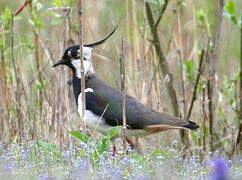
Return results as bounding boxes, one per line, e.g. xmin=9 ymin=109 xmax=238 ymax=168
xmin=209 ymin=157 xmax=230 ymax=180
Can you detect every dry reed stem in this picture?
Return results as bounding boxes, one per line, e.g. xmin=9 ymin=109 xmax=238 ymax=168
xmin=207 ymin=0 xmax=224 ymax=151
xmin=11 ymin=14 xmax=23 ymax=142
xmin=119 ymin=37 xmax=127 ymax=152
xmin=236 ymin=26 xmax=242 ymax=152
xmin=187 ymin=49 xmax=205 ymax=120
xmin=77 ymin=0 xmax=86 ymax=132
xmin=145 ymin=2 xmax=192 ymax=149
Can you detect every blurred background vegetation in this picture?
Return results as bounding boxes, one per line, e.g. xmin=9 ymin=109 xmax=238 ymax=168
xmin=0 ymin=0 xmax=241 ymax=158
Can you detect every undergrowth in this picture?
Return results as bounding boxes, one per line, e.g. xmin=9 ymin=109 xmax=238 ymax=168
xmin=0 ymin=129 xmax=241 ymax=180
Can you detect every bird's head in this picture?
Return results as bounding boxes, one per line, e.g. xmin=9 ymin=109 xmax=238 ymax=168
xmin=53 ymin=25 xmax=118 ymax=78
xmin=53 ymin=45 xmax=94 ymax=78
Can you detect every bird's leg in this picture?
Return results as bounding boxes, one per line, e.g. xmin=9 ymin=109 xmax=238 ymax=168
xmin=126 ymin=137 xmax=135 ymax=149
xmin=112 ymin=146 xmax=117 ymax=156
xmin=125 ymin=137 xmax=137 ymax=154
xmin=126 ymin=137 xmax=141 ymax=154
xmin=111 ymin=140 xmax=116 ymax=157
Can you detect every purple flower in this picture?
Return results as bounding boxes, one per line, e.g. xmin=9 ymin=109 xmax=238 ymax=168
xmin=209 ymin=157 xmax=230 ymax=180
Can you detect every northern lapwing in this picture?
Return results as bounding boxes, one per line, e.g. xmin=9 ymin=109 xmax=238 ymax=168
xmin=53 ymin=27 xmax=199 ymax=151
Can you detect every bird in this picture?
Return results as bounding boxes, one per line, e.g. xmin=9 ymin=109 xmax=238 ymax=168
xmin=53 ymin=26 xmax=199 ymax=152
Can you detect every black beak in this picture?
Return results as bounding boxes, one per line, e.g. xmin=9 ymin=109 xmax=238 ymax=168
xmin=53 ymin=59 xmax=66 ymax=67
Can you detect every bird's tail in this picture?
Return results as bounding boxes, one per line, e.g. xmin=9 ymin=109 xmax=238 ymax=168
xmin=144 ymin=116 xmax=199 ymax=133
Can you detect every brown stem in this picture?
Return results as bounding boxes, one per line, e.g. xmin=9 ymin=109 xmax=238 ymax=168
xmin=154 ymin=0 xmax=168 ymax=27
xmin=202 ymin=88 xmax=207 ymax=153
xmin=176 ymin=1 xmax=186 ymax=118
xmin=236 ymin=25 xmax=242 ymax=152
xmin=119 ymin=37 xmax=127 ymax=152
xmin=14 ymin=0 xmax=30 ymax=16
xmin=11 ymin=14 xmax=23 ymax=141
xmin=145 ymin=2 xmax=190 ymax=150
xmin=77 ymin=0 xmax=86 ymax=131
xmin=187 ymin=49 xmax=205 ymax=120
xmin=178 ymin=50 xmax=186 ymax=118
xmin=207 ymin=0 xmax=224 ymax=151
xmin=145 ymin=2 xmax=179 ymax=116
xmin=0 ymin=34 xmax=11 ymax=137
xmin=29 ymin=1 xmax=45 ymax=140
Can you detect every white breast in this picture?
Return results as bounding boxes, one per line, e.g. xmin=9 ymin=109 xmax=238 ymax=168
xmin=77 ymin=89 xmax=112 ymax=135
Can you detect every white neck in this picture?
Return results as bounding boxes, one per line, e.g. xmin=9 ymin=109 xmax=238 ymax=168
xmin=71 ymin=59 xmax=95 ymax=78
xmin=71 ymin=47 xmax=95 ymax=78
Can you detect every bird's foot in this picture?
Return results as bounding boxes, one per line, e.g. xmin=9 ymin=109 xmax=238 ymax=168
xmin=112 ymin=145 xmax=117 ymax=157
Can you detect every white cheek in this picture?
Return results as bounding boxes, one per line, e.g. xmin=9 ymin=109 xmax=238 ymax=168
xmin=83 ymin=47 xmax=92 ymax=60
xmin=71 ymin=59 xmax=94 ymax=78
xmin=84 ymin=61 xmax=90 ymax=70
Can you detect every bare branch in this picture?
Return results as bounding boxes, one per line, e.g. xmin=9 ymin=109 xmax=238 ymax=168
xmin=77 ymin=0 xmax=86 ymax=131
xmin=119 ymin=37 xmax=127 ymax=152
xmin=14 ymin=0 xmax=30 ymax=16
xmin=187 ymin=49 xmax=205 ymax=120
xmin=236 ymin=25 xmax=242 ymax=152
xmin=154 ymin=0 xmax=169 ymax=27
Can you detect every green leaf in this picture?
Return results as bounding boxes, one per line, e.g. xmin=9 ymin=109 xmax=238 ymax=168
xmin=29 ymin=18 xmax=44 ymax=29
xmin=33 ymin=81 xmax=46 ymax=91
xmin=53 ymin=0 xmax=62 ymax=7
xmin=107 ymin=126 xmax=122 ymax=138
xmin=197 ymin=79 xmax=206 ymax=93
xmin=195 ymin=9 xmax=206 ymax=25
xmin=48 ymin=11 xmax=62 ymax=18
xmin=13 ymin=16 xmax=22 ymax=21
xmin=69 ymin=131 xmax=90 ymax=143
xmin=4 ymin=8 xmax=11 ymax=22
xmin=224 ymin=0 xmax=238 ymax=25
xmin=36 ymin=141 xmax=61 ymax=157
xmin=79 ymin=150 xmax=86 ymax=157
xmin=97 ymin=137 xmax=109 ymax=153
xmin=3 ymin=8 xmax=11 ymax=30
xmin=35 ymin=2 xmax=44 ymax=11
xmin=224 ymin=1 xmax=235 ymax=14
xmin=53 ymin=0 xmax=74 ymax=7
xmin=51 ymin=18 xmax=64 ymax=25
xmin=151 ymin=149 xmax=163 ymax=156
xmin=0 ymin=39 xmax=5 ymax=49
xmin=183 ymin=60 xmax=195 ymax=81
xmin=146 ymin=0 xmax=159 ymax=5
xmin=191 ymin=131 xmax=199 ymax=145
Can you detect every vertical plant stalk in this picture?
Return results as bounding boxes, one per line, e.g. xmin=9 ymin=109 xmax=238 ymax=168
xmin=178 ymin=50 xmax=186 ymax=118
xmin=145 ymin=2 xmax=178 ymax=114
xmin=145 ymin=2 xmax=190 ymax=150
xmin=130 ymin=0 xmax=139 ymax=96
xmin=119 ymin=37 xmax=127 ymax=152
xmin=174 ymin=2 xmax=192 ymax=152
xmin=176 ymin=1 xmax=186 ymax=118
xmin=60 ymin=7 xmax=72 ymax=148
xmin=11 ymin=14 xmax=23 ymax=141
xmin=77 ymin=0 xmax=86 ymax=131
xmin=202 ymin=88 xmax=208 ymax=153
xmin=0 ymin=33 xmax=11 ymax=138
xmin=64 ymin=7 xmax=72 ymax=146
xmin=236 ymin=26 xmax=242 ymax=152
xmin=14 ymin=0 xmax=30 ymax=16
xmin=187 ymin=49 xmax=205 ymax=120
xmin=29 ymin=0 xmax=44 ymax=140
xmin=207 ymin=0 xmax=224 ymax=151
xmin=142 ymin=0 xmax=152 ymax=107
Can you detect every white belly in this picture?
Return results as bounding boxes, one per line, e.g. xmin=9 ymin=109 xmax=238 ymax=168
xmin=78 ymin=90 xmax=151 ymax=137
xmin=83 ymin=110 xmax=150 ymax=137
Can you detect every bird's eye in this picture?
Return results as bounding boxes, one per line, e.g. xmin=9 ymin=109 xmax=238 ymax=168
xmin=71 ymin=50 xmax=78 ymax=58
xmin=84 ymin=57 xmax=87 ymax=61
